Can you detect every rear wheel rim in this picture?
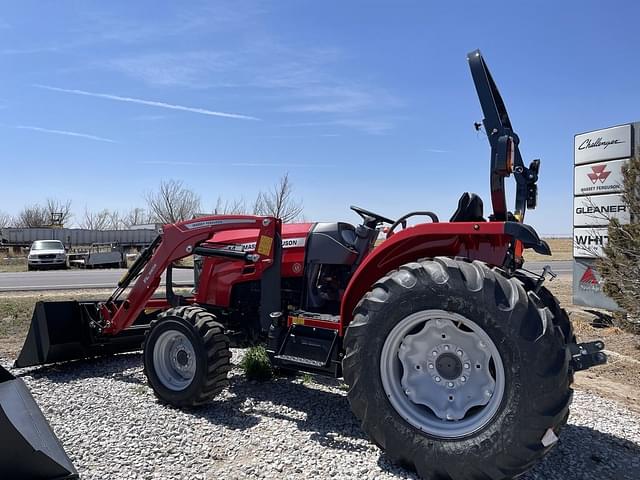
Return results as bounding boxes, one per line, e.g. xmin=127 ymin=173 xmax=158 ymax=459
xmin=153 ymin=330 xmax=197 ymax=391
xmin=380 ymin=310 xmax=505 ymax=438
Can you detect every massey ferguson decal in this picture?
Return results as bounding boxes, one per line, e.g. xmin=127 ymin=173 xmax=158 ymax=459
xmin=185 ymin=218 xmax=256 ymax=230
xmin=573 ymin=227 xmax=608 ymax=258
xmin=574 ymin=124 xmax=632 ymax=165
xmin=226 ymin=237 xmax=306 ymax=252
xmin=574 ymin=159 xmax=626 ymax=196
xmin=573 ymin=194 xmax=630 ymax=227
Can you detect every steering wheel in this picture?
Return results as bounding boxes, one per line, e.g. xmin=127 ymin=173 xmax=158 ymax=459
xmin=350 ymin=205 xmax=395 ymax=225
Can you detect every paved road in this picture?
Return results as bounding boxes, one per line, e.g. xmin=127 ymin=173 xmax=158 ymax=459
xmin=0 ymin=268 xmax=195 ymax=292
xmin=0 ymin=260 xmax=573 ymax=292
xmin=525 ymin=260 xmax=572 ymax=277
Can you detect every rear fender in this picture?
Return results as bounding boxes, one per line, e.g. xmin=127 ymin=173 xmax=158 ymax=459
xmin=339 ymin=221 xmax=548 ymax=334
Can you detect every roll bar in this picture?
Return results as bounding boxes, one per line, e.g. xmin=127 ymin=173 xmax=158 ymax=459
xmin=467 ymin=49 xmax=540 ymax=222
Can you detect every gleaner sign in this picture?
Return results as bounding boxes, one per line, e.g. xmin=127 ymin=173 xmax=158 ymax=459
xmin=573 ymin=194 xmax=630 ymax=226
xmin=574 ymin=124 xmax=631 ymax=165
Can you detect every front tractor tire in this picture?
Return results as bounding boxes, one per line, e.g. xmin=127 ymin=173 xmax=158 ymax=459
xmin=343 ymin=257 xmax=573 ymax=480
xmin=143 ymin=306 xmax=231 ymax=407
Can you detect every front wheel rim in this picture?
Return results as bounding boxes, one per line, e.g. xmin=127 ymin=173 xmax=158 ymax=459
xmin=153 ymin=330 xmax=197 ymax=391
xmin=380 ymin=310 xmax=505 ymax=438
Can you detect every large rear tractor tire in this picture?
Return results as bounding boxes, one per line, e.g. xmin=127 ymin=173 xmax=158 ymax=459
xmin=143 ymin=306 xmax=231 ymax=407
xmin=343 ymin=257 xmax=573 ymax=480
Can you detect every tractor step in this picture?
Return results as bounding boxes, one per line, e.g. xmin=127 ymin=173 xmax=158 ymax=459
xmin=273 ymin=355 xmax=326 ymax=368
xmin=272 ymin=323 xmax=340 ymax=376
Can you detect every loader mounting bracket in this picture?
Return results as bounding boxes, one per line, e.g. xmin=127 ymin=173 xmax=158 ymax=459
xmin=568 ymin=340 xmax=607 ymax=371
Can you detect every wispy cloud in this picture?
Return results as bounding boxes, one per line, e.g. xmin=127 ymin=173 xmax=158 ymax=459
xmin=426 ymin=148 xmax=451 ymax=153
xmin=1 ymin=45 xmax=63 ymax=55
xmin=255 ymin=133 xmax=340 ymax=139
xmin=277 ymin=119 xmax=393 ymax=135
xmin=138 ymin=161 xmax=204 ymax=166
xmin=137 ymin=160 xmax=334 ymax=168
xmin=15 ymin=125 xmax=116 ymax=143
xmin=132 ymin=114 xmax=168 ymax=121
xmin=230 ymin=162 xmax=335 ymax=168
xmin=33 ymin=85 xmax=260 ymax=121
xmin=105 ymin=51 xmax=238 ymax=88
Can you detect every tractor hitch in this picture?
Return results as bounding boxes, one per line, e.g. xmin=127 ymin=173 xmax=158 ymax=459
xmin=568 ymin=340 xmax=607 ymax=372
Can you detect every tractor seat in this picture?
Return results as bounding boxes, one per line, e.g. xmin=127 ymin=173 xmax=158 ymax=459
xmin=449 ymin=192 xmax=485 ymax=222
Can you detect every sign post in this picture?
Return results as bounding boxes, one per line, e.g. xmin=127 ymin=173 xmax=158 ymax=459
xmin=572 ymin=123 xmax=634 ymax=310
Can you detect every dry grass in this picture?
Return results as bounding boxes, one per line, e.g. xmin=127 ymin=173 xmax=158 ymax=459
xmin=0 ymin=257 xmax=27 ymax=273
xmin=523 ymin=237 xmax=573 ymax=262
xmin=0 ymin=292 xmax=110 ymax=357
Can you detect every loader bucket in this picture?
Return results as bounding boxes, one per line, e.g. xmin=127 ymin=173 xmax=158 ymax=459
xmin=0 ymin=365 xmax=78 ymax=479
xmin=15 ymin=300 xmax=150 ymax=368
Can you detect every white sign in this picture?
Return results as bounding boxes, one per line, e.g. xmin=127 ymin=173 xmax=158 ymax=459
xmin=573 ymin=227 xmax=608 ymax=258
xmin=573 ymin=259 xmax=619 ymax=311
xmin=573 ymin=194 xmax=630 ymax=227
xmin=574 ymin=124 xmax=631 ymax=165
xmin=574 ymin=158 xmax=627 ymax=196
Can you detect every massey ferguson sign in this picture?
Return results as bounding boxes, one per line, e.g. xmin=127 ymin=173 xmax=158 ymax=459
xmin=574 ymin=158 xmax=627 ymax=196
xmin=574 ymin=124 xmax=631 ymax=165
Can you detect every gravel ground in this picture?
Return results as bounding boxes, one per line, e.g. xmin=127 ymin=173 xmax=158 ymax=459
xmin=4 ymin=350 xmax=640 ymax=480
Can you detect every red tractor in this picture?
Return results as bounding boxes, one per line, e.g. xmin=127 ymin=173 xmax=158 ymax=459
xmin=12 ymin=50 xmax=606 ymax=479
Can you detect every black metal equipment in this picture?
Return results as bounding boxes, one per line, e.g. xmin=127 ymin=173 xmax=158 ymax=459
xmin=0 ymin=365 xmax=78 ymax=479
xmin=15 ymin=301 xmax=151 ymax=368
xmin=467 ymin=49 xmax=540 ymax=222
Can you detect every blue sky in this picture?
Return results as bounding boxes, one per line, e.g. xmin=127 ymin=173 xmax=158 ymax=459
xmin=1 ymin=1 xmax=638 ymax=234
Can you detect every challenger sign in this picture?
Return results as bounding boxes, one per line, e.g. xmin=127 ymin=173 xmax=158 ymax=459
xmin=574 ymin=124 xmax=631 ymax=165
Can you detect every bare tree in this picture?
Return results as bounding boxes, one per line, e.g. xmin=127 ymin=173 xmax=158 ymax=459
xmin=0 ymin=211 xmax=12 ymax=229
xmin=14 ymin=199 xmax=73 ymax=227
xmin=15 ymin=204 xmax=49 ymax=227
xmin=81 ymin=208 xmax=111 ymax=230
xmin=45 ymin=198 xmax=73 ymax=226
xmin=145 ymin=180 xmax=201 ymax=224
xmin=214 ymin=196 xmax=249 ymax=215
xmin=108 ymin=210 xmax=123 ymax=230
xmin=122 ymin=207 xmax=149 ymax=227
xmin=598 ymin=155 xmax=640 ymax=326
xmin=253 ymin=173 xmax=303 ymax=222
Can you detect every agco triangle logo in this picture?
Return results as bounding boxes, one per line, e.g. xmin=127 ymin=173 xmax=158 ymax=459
xmin=580 ymin=267 xmax=598 ymax=284
xmin=587 ymin=164 xmax=611 ymax=184
xmin=579 ymin=267 xmax=601 ymax=291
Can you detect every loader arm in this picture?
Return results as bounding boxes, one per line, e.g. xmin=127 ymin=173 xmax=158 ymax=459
xmin=99 ymin=215 xmax=281 ymax=335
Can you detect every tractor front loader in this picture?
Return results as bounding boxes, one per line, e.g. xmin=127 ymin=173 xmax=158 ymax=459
xmin=0 ymin=365 xmax=78 ymax=479
xmin=9 ymin=50 xmax=608 ymax=480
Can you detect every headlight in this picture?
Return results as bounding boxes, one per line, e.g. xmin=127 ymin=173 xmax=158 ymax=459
xmin=28 ymin=255 xmax=35 ymax=260
xmin=57 ymin=253 xmax=66 ymax=258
